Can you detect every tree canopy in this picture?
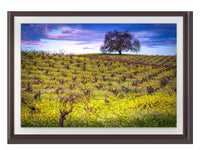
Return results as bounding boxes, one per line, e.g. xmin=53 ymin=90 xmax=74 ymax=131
xmin=100 ymin=30 xmax=141 ymax=55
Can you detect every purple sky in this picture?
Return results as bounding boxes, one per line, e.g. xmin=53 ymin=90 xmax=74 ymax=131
xmin=21 ymin=24 xmax=177 ymax=55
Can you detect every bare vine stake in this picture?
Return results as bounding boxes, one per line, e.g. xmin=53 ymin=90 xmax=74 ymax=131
xmin=59 ymin=106 xmax=74 ymax=127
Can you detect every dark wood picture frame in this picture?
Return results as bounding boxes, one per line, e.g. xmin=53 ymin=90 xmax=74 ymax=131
xmin=7 ymin=11 xmax=193 ymax=144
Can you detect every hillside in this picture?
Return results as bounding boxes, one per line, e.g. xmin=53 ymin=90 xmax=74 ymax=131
xmin=21 ymin=52 xmax=177 ymax=127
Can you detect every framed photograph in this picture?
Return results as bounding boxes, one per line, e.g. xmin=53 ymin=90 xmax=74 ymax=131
xmin=8 ymin=11 xmax=193 ymax=144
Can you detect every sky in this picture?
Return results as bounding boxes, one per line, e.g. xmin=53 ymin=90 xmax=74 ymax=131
xmin=21 ymin=24 xmax=177 ymax=56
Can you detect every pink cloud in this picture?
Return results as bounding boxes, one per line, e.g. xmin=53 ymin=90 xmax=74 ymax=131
xmin=40 ymin=45 xmax=50 ymax=48
xmin=47 ymin=33 xmax=71 ymax=39
xmin=83 ymin=46 xmax=93 ymax=49
xmin=44 ymin=26 xmax=49 ymax=32
xmin=61 ymin=28 xmax=71 ymax=32
xmin=72 ymin=29 xmax=92 ymax=34
xmin=21 ymin=41 xmax=44 ymax=46
xmin=61 ymin=26 xmax=92 ymax=34
xmin=69 ymin=42 xmax=89 ymax=45
xmin=44 ymin=26 xmax=104 ymax=41
xmin=73 ymin=42 xmax=85 ymax=45
xmin=21 ymin=41 xmax=49 ymax=48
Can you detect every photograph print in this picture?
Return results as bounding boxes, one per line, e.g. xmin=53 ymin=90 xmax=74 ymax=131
xmin=21 ymin=23 xmax=177 ymax=127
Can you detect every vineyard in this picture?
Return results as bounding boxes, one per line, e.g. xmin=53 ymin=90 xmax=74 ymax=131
xmin=21 ymin=52 xmax=177 ymax=127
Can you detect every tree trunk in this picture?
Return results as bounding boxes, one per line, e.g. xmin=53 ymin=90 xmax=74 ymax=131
xmin=119 ymin=51 xmax=122 ymax=55
xmin=59 ymin=113 xmax=65 ymax=127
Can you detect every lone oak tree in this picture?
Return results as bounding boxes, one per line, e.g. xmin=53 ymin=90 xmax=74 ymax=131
xmin=100 ymin=30 xmax=141 ymax=55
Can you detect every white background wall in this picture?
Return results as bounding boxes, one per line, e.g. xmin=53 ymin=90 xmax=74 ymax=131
xmin=0 ymin=0 xmax=199 ymax=149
